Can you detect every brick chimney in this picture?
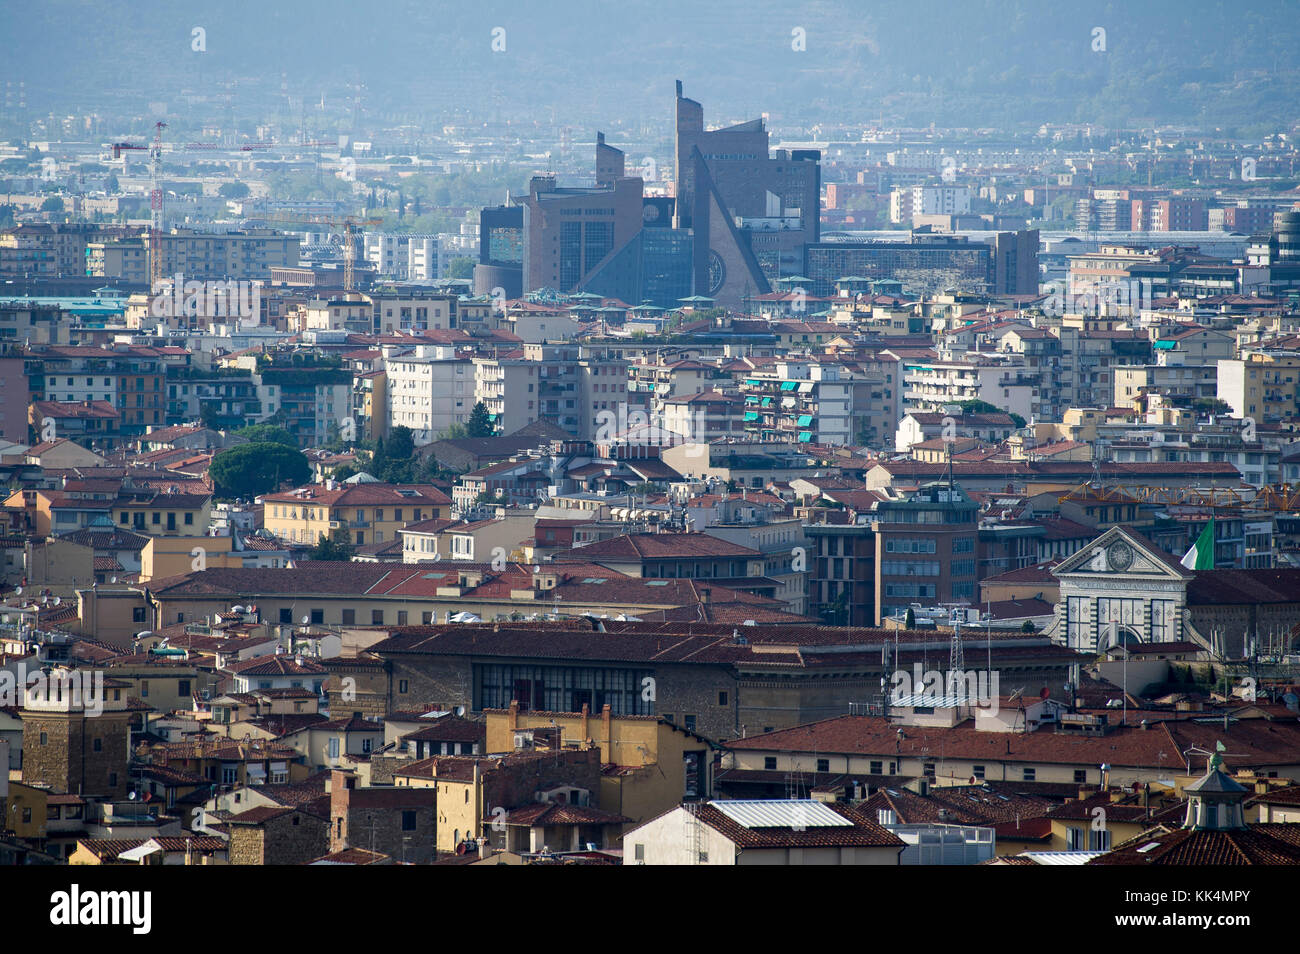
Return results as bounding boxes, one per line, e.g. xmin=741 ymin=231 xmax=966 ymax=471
xmin=507 ymin=699 xmax=519 ymax=733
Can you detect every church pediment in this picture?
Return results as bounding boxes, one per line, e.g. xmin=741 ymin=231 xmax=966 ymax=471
xmin=1053 ymin=526 xmax=1193 ymax=582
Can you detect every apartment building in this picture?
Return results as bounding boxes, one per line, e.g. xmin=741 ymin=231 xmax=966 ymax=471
xmin=386 ymin=346 xmax=474 ymax=444
xmin=738 ymin=361 xmax=853 ymax=446
xmin=27 ymin=344 xmax=166 ymax=438
xmin=1218 ymin=350 xmax=1300 ymax=424
xmin=901 ymin=357 xmax=1034 ymax=422
xmin=261 ymin=482 xmax=451 ymax=547
xmin=153 ymin=228 xmax=301 ymax=282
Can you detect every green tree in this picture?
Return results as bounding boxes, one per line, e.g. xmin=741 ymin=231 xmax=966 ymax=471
xmin=235 ymin=424 xmax=298 ymax=448
xmin=104 ymin=173 xmax=120 ymax=194
xmin=40 ymin=196 xmax=64 ymax=213
xmin=209 ymin=442 xmax=311 ymax=499
xmin=466 ymin=402 xmax=495 ymax=438
xmin=905 ymin=607 xmax=916 ymax=630
xmin=367 ymin=426 xmax=418 ymax=483
xmin=219 ymin=182 xmax=251 ymax=199
xmin=310 ymin=526 xmax=356 ymax=561
xmin=385 ymin=425 xmax=415 ymax=461
xmin=445 ymin=256 xmax=475 ymax=280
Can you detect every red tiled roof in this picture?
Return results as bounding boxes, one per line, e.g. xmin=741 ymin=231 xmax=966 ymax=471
xmin=690 ymin=802 xmax=904 ymax=849
xmin=724 ymin=715 xmax=1300 ymax=773
xmin=1089 ymin=825 xmax=1300 ymax=865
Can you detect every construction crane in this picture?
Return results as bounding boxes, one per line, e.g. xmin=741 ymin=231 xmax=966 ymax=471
xmin=1060 ymin=481 xmax=1300 ymax=513
xmin=109 ymin=120 xmax=166 ymax=288
xmin=180 ymin=137 xmax=337 ymax=152
xmin=252 ymin=213 xmax=381 ymax=292
xmin=148 ymin=122 xmax=166 ymax=288
xmin=182 ymin=137 xmax=339 ymax=182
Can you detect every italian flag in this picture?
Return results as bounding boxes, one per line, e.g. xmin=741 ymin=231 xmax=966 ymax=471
xmin=1180 ymin=518 xmax=1215 ymax=570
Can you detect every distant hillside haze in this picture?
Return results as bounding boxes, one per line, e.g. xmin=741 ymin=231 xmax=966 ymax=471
xmin=2 ymin=0 xmax=1297 ymax=133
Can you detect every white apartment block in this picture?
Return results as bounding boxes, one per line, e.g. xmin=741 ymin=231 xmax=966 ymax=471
xmin=911 ymin=185 xmax=971 ymax=217
xmin=902 ymin=359 xmax=1034 ymax=423
xmin=386 ymin=346 xmax=475 ymax=445
xmin=889 ymin=187 xmax=915 ymax=225
xmin=473 ymin=357 xmax=538 ymax=436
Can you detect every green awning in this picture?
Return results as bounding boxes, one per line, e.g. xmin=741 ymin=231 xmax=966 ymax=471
xmin=761 ymin=397 xmax=773 ymax=407
xmin=745 ymin=378 xmax=761 ymax=386
xmin=798 ymin=431 xmax=812 ymax=442
xmin=745 ymin=396 xmax=759 ymax=404
xmin=797 ymin=414 xmax=813 ymax=426
xmin=780 ymin=381 xmax=798 ymax=391
xmin=743 ymin=411 xmax=759 ymax=421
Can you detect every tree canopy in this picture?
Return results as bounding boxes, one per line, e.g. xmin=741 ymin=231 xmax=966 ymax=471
xmin=467 ymin=402 xmax=495 ymax=437
xmin=209 ymin=442 xmax=310 ymax=499
xmin=309 ymin=526 xmax=356 ymax=562
xmin=234 ymin=424 xmax=298 ymax=448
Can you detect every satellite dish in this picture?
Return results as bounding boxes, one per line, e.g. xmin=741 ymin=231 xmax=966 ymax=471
xmin=111 ymin=577 xmax=118 ymax=583
xmin=14 ymin=586 xmax=21 ymax=596
xmin=301 ymin=615 xmax=309 ymax=626
xmin=128 ymin=791 xmax=137 ymax=801
xmin=53 ymin=597 xmax=61 ymax=605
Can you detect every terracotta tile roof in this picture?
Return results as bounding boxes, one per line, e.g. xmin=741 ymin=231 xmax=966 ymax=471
xmin=242 ymin=713 xmax=330 ymax=737
xmin=32 ymin=400 xmax=119 ymax=420
xmin=227 ymin=655 xmax=327 ymax=676
xmin=76 ymin=836 xmax=226 ymax=859
xmin=723 ymin=715 xmax=1300 ymax=773
xmin=495 ymin=803 xmax=629 ymax=827
xmin=400 ymin=715 xmax=485 ymax=744
xmin=863 ymin=782 xmax=1056 ymax=827
xmin=257 ymin=771 xmax=332 ymax=807
xmin=313 ymin=713 xmax=384 ymax=732
xmin=1246 ymin=785 xmax=1300 ymax=807
xmin=567 ymin=532 xmax=761 ymax=561
xmin=1187 ymin=569 xmax=1300 ymax=606
xmin=1089 ymin=824 xmax=1300 ymax=865
xmin=691 ymin=801 xmax=904 ymax=849
xmin=262 ymin=483 xmax=450 ymax=507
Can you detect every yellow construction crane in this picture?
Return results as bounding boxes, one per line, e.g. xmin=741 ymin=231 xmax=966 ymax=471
xmin=1060 ymin=482 xmax=1300 ymax=513
xmin=252 ymin=213 xmax=382 ymax=292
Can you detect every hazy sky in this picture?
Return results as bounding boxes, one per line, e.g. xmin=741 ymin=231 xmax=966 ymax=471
xmin=3 ymin=0 xmax=1297 ymax=135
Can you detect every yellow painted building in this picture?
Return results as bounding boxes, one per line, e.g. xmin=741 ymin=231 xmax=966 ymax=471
xmin=484 ymin=704 xmax=715 ymax=825
xmin=1 ymin=781 xmax=48 ymax=841
xmin=1219 ymin=350 xmax=1300 ymax=423
xmin=262 ymin=483 xmax=450 ymax=547
xmin=112 ymin=495 xmax=212 ymax=537
xmin=139 ymin=535 xmax=239 ymax=580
